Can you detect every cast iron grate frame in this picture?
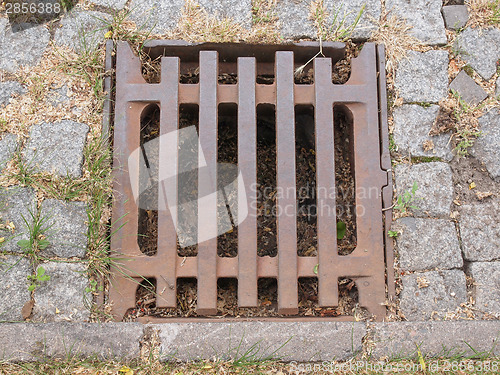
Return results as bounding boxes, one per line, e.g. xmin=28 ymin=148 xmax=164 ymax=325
xmin=108 ymin=40 xmax=394 ymax=322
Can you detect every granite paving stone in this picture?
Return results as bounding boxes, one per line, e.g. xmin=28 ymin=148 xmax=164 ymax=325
xmin=39 ymin=199 xmax=88 ymax=259
xmin=198 ymin=0 xmax=252 ymax=28
xmin=468 ymin=262 xmax=500 ymax=316
xmin=278 ymin=0 xmax=381 ymax=40
xmin=0 ymin=23 xmax=50 ymax=72
xmin=32 ymin=262 xmax=90 ymax=322
xmin=449 ymin=70 xmax=488 ymax=104
xmin=394 ymin=217 xmax=462 ymax=272
xmin=394 ymin=50 xmax=449 ymax=103
xmin=0 ymin=256 xmax=31 ymax=322
xmin=394 ymin=162 xmax=454 ymax=218
xmin=129 ymin=0 xmax=184 ymax=35
xmin=459 ymin=201 xmax=500 ymax=261
xmin=399 ymin=270 xmax=467 ymax=321
xmin=392 ymin=104 xmax=453 ymax=161
xmin=0 ymin=133 xmax=18 ymax=170
xmin=47 ymin=85 xmax=72 ymax=108
xmin=23 ymin=120 xmax=89 ymax=178
xmin=326 ymin=0 xmax=381 ymax=40
xmin=54 ymin=10 xmax=111 ymax=52
xmin=276 ymin=0 xmax=316 ymax=39
xmin=0 ymin=187 xmax=36 ymax=253
xmin=472 ymin=110 xmax=500 ymax=180
xmin=496 ymin=77 xmax=500 ymax=97
xmin=386 ymin=0 xmax=446 ymax=45
xmin=0 ymin=81 xmax=26 ymax=106
xmin=455 ymin=27 xmax=500 ymax=80
xmin=442 ymin=5 xmax=468 ymax=30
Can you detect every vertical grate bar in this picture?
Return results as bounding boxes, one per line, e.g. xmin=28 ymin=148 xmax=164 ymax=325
xmin=275 ymin=51 xmax=298 ymax=314
xmin=197 ymin=51 xmax=219 ymax=315
xmin=156 ymin=57 xmax=180 ymax=308
xmin=314 ymin=58 xmax=339 ymax=307
xmin=237 ymin=57 xmax=258 ymax=307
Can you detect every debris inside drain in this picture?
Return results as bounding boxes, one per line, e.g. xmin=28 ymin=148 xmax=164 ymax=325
xmin=124 ymin=276 xmax=368 ymax=320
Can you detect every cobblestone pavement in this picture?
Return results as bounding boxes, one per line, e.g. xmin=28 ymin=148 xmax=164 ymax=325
xmin=0 ymin=0 xmax=499 ymax=333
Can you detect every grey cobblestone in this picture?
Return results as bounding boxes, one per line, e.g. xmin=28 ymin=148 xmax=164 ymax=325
xmin=472 ymin=110 xmax=500 ymax=180
xmin=0 ymin=187 xmax=36 ymax=254
xmin=459 ymin=201 xmax=500 ymax=262
xmin=394 ymin=217 xmax=462 ymax=272
xmin=0 ymin=256 xmax=31 ymax=322
xmin=40 ymin=199 xmax=88 ymax=259
xmin=394 ymin=162 xmax=454 ymax=218
xmin=32 ymin=262 xmax=90 ymax=322
xmin=0 ymin=81 xmax=26 ymax=106
xmin=399 ymin=270 xmax=467 ymax=321
xmin=198 ymin=0 xmax=252 ymax=28
xmin=0 ymin=133 xmax=18 ymax=171
xmin=386 ymin=0 xmax=446 ymax=45
xmin=278 ymin=0 xmax=380 ymax=40
xmin=54 ymin=10 xmax=111 ymax=53
xmin=129 ymin=0 xmax=184 ymax=35
xmin=442 ymin=5 xmax=469 ymax=31
xmin=47 ymin=85 xmax=72 ymax=108
xmin=276 ymin=0 xmax=316 ymax=39
xmin=449 ymin=70 xmax=488 ymax=104
xmin=455 ymin=27 xmax=500 ymax=80
xmin=23 ymin=120 xmax=89 ymax=178
xmin=394 ymin=50 xmax=449 ymax=103
xmin=496 ymin=77 xmax=500 ymax=97
xmin=468 ymin=262 xmax=500 ymax=316
xmin=392 ymin=104 xmax=453 ymax=161
xmin=0 ymin=23 xmax=50 ymax=72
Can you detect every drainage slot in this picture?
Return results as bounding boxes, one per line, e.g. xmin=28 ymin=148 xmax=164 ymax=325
xmin=294 ymin=67 xmax=314 ymax=85
xmin=258 ymin=278 xmax=278 ymax=309
xmin=177 ymin=104 xmax=200 ymax=257
xmin=176 ymin=278 xmax=198 ymax=316
xmin=180 ymin=68 xmax=200 ymax=84
xmin=217 ymin=104 xmax=238 ymax=257
xmin=138 ymin=103 xmax=160 ymax=256
xmin=338 ymin=278 xmax=360 ymax=316
xmin=295 ymin=105 xmax=317 ymax=256
xmin=256 ymin=104 xmax=277 ymax=257
xmin=142 ymin=56 xmax=162 ymax=84
xmin=256 ymin=74 xmax=274 ymax=84
xmin=217 ymin=278 xmax=238 ymax=313
xmin=334 ymin=105 xmax=357 ymax=255
xmin=135 ymin=278 xmax=157 ymax=314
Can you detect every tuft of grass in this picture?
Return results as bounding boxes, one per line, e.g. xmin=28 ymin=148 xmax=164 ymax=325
xmin=309 ymin=0 xmax=365 ymax=41
xmin=17 ymin=206 xmax=52 ymax=258
xmin=455 ymin=128 xmax=483 ymax=157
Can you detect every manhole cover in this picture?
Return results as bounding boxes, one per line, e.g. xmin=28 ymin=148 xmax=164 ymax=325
xmin=108 ymin=40 xmax=393 ymax=321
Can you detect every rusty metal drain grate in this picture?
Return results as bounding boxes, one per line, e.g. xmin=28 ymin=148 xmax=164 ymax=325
xmin=109 ymin=40 xmax=393 ymax=321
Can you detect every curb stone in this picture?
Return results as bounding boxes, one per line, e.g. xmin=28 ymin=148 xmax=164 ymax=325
xmin=1 ymin=321 xmax=500 ymax=362
xmin=0 ymin=323 xmax=143 ymax=362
